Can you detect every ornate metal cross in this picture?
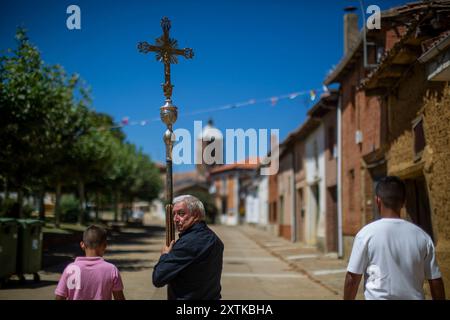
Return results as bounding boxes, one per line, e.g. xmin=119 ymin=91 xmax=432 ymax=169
xmin=137 ymin=17 xmax=194 ymax=101
xmin=137 ymin=17 xmax=194 ymax=247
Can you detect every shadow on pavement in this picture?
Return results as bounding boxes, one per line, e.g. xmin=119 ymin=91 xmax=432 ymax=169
xmin=42 ymin=223 xmax=165 ymax=274
xmin=106 ymin=258 xmax=156 ymax=272
xmin=106 ymin=249 xmax=157 ymax=255
xmin=0 ymin=280 xmax=59 ymax=290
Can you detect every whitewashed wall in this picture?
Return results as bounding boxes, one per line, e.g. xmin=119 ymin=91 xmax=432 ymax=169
xmin=304 ymin=124 xmax=326 ymax=245
xmin=257 ymin=175 xmax=269 ymax=226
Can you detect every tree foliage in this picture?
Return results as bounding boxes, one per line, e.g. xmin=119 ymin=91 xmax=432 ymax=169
xmin=0 ymin=28 xmax=162 ymax=221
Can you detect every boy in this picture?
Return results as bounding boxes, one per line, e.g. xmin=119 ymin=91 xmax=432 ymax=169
xmin=55 ymin=225 xmax=125 ymax=300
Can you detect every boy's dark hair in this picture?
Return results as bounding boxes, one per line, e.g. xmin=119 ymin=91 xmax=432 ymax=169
xmin=375 ymin=176 xmax=406 ymax=211
xmin=83 ymin=225 xmax=107 ymax=249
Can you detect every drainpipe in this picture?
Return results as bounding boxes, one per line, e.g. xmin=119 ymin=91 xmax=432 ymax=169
xmin=291 ymin=150 xmax=297 ymax=242
xmin=337 ymin=94 xmax=344 ymax=258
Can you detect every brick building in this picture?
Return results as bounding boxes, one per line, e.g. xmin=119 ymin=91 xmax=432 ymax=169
xmin=278 ymin=117 xmax=320 ymax=243
xmin=361 ymin=2 xmax=450 ymax=293
xmin=277 ymin=142 xmax=295 ymax=241
xmin=268 ymin=160 xmax=279 ymax=236
xmin=308 ymin=90 xmax=339 ymax=253
xmin=323 ymin=7 xmax=408 ymax=258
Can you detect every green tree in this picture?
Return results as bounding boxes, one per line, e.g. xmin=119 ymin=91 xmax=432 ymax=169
xmin=0 ymin=28 xmax=162 ymax=224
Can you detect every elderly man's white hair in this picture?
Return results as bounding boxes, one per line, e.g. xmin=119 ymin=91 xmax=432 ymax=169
xmin=173 ymin=195 xmax=206 ymax=220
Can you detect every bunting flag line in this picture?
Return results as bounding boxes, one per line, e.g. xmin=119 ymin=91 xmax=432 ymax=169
xmin=98 ymin=86 xmax=328 ymax=131
xmin=270 ymin=97 xmax=279 ymax=106
xmin=121 ymin=117 xmax=129 ymax=125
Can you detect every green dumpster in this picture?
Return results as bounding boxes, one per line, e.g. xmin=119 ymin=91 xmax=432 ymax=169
xmin=0 ymin=218 xmax=18 ymax=285
xmin=16 ymin=219 xmax=43 ymax=282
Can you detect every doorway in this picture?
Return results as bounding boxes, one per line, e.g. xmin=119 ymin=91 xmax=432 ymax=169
xmin=308 ymin=184 xmax=320 ymax=245
xmin=404 ymin=176 xmax=434 ymax=241
xmin=327 ymin=186 xmax=338 ymax=252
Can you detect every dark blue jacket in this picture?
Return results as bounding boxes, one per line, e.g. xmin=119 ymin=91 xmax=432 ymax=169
xmin=152 ymin=221 xmax=224 ymax=300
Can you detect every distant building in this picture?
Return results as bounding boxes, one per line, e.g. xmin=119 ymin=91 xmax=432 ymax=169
xmin=173 ymin=171 xmax=209 ymax=196
xmin=149 ymin=162 xmax=166 ymax=221
xmin=278 ymin=117 xmax=320 ymax=242
xmin=209 ymin=158 xmax=260 ymax=225
xmin=195 ymin=118 xmax=224 ymax=178
xmin=156 ymin=119 xmax=221 ymax=218
xmin=267 ymin=170 xmax=279 ymax=236
xmin=308 ymin=90 xmax=339 ymax=253
xmin=244 ymin=167 xmax=268 ymax=227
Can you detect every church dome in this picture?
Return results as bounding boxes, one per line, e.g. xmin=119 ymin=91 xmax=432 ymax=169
xmin=199 ymin=119 xmax=223 ymax=140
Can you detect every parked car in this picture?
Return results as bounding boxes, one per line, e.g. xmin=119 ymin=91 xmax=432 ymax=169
xmin=129 ymin=209 xmax=144 ymax=225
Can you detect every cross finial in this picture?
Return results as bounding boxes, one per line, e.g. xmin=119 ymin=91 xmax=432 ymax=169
xmin=137 ymin=17 xmax=194 ymax=101
xmin=161 ymin=17 xmax=171 ymax=34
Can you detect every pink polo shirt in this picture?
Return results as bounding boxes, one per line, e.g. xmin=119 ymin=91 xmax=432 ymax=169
xmin=55 ymin=257 xmax=123 ymax=300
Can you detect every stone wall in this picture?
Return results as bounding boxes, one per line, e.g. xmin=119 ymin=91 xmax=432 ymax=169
xmin=386 ymin=66 xmax=428 ymax=174
xmin=422 ymin=84 xmax=450 ymax=294
xmin=385 ymin=61 xmax=450 ymax=292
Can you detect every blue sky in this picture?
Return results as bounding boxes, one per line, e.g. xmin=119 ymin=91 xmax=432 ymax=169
xmin=1 ymin=0 xmax=407 ymax=172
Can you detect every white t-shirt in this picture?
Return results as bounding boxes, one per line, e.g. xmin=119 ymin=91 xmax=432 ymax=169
xmin=347 ymin=218 xmax=441 ymax=300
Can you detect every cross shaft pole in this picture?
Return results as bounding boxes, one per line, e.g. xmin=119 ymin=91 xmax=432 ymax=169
xmin=137 ymin=17 xmax=194 ymax=246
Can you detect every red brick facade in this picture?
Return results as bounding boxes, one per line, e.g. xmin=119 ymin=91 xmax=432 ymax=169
xmin=323 ymin=109 xmax=338 ymax=253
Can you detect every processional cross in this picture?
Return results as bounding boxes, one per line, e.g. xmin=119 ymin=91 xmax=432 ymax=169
xmin=138 ymin=17 xmax=194 ymax=246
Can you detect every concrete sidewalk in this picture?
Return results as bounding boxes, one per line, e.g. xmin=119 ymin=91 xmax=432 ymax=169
xmin=238 ymin=224 xmax=437 ymax=300
xmin=211 ymin=224 xmax=342 ymax=299
xmin=237 ymin=225 xmax=364 ymax=299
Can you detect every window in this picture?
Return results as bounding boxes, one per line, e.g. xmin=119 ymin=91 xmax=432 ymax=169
xmin=222 ymin=177 xmax=227 ymax=195
xmin=376 ymin=46 xmax=385 ymax=63
xmin=272 ymin=202 xmax=277 ymax=222
xmin=279 ymin=195 xmax=284 ymax=224
xmin=298 ymin=188 xmax=305 ymax=218
xmin=221 ymin=196 xmax=227 ymax=215
xmin=412 ymin=116 xmax=425 ymax=161
xmin=348 ymin=169 xmax=355 ymax=211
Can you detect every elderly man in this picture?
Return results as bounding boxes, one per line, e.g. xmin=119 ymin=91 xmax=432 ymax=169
xmin=152 ymin=195 xmax=224 ymax=300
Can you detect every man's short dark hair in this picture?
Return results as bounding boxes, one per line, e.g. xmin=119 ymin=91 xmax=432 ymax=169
xmin=83 ymin=225 xmax=107 ymax=248
xmin=375 ymin=176 xmax=406 ymax=211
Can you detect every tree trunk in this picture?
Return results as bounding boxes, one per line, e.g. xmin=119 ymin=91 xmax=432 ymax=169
xmin=4 ymin=178 xmax=9 ymax=200
xmin=114 ymin=191 xmax=120 ymax=222
xmin=38 ymin=187 xmax=46 ymax=222
xmin=17 ymin=188 xmax=24 ymax=218
xmin=95 ymin=191 xmax=100 ymax=223
xmin=127 ymin=197 xmax=134 ymax=223
xmin=78 ymin=180 xmax=85 ymax=225
xmin=125 ymin=200 xmax=129 ymax=223
xmin=54 ymin=181 xmax=62 ymax=228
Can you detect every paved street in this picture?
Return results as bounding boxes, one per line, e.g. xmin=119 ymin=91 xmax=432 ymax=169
xmin=0 ymin=217 xmax=362 ymax=300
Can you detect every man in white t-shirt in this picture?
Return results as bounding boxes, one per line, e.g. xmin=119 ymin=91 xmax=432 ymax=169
xmin=344 ymin=176 xmax=445 ymax=300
